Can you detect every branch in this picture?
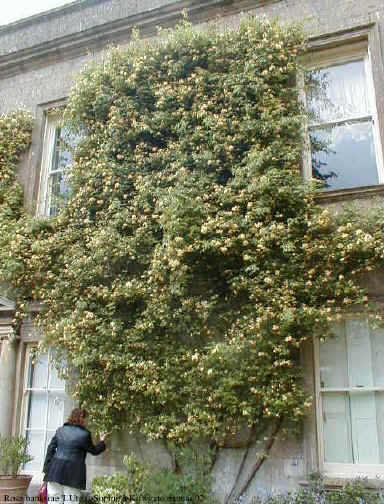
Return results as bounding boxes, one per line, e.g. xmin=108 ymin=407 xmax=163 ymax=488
xmin=224 ymin=425 xmax=257 ymax=504
xmin=232 ymin=417 xmax=283 ymax=503
xmin=209 ymin=442 xmax=219 ymax=471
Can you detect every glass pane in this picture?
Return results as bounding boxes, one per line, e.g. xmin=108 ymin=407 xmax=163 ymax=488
xmin=48 ymin=171 xmax=69 ymax=217
xmin=51 ymin=127 xmax=75 ymax=173
xmin=61 ymin=126 xmax=81 ymax=149
xmin=371 ymin=326 xmax=384 ymax=387
xmin=49 ymin=171 xmax=69 ymax=199
xmin=319 ymin=322 xmax=348 ymax=388
xmin=48 ymin=126 xmax=74 ymax=216
xmin=323 ymin=392 xmax=384 ymax=464
xmin=27 ymin=391 xmax=47 ymax=429
xmin=24 ymin=430 xmax=45 ymax=472
xmin=322 ymin=392 xmax=353 ymax=463
xmin=346 ymin=319 xmax=373 ymax=388
xmin=349 ymin=392 xmax=380 ymax=463
xmin=48 ymin=359 xmax=66 ymax=390
xmin=47 ymin=392 xmax=66 ymax=430
xmin=311 ymin=120 xmax=379 ymax=191
xmin=306 ymin=59 xmax=369 ymax=122
xmin=30 ymin=354 xmax=48 ymax=389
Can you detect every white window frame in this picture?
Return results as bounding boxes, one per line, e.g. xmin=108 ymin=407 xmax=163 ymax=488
xmin=37 ymin=114 xmax=72 ymax=217
xmin=20 ymin=345 xmax=67 ymax=474
xmin=314 ymin=320 xmax=384 ymax=478
xmin=300 ymin=41 xmax=384 ymax=189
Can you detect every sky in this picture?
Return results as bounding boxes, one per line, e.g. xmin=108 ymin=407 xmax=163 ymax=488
xmin=1 ymin=0 xmax=76 ymax=26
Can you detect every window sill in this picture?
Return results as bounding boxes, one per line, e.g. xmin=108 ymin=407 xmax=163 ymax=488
xmin=299 ymin=477 xmax=384 ymax=489
xmin=315 ymin=183 xmax=384 ymax=203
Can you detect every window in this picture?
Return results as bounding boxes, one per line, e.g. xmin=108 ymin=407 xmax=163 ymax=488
xmin=304 ymin=44 xmax=383 ymax=191
xmin=38 ymin=115 xmax=74 ymax=217
xmin=22 ymin=347 xmax=68 ymax=472
xmin=316 ymin=318 xmax=384 ymax=477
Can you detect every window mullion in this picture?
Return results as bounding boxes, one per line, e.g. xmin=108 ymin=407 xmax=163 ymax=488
xmin=321 ymin=387 xmax=384 ymax=393
xmin=309 ymin=114 xmax=373 ymax=130
xmin=25 ymin=387 xmax=64 ymax=392
xmin=48 ymin=169 xmax=65 ymax=176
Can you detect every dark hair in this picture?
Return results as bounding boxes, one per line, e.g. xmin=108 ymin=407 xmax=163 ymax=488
xmin=67 ymin=408 xmax=88 ymax=426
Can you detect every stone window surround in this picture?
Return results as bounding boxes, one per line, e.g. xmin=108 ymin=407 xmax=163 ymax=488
xmin=37 ymin=114 xmax=60 ymax=217
xmin=36 ymin=112 xmax=75 ymax=218
xmin=19 ymin=344 xmax=68 ymax=474
xmin=32 ymin=100 xmax=67 ymax=217
xmin=314 ymin=315 xmax=384 ymax=479
xmin=300 ymin=23 xmax=384 ymax=199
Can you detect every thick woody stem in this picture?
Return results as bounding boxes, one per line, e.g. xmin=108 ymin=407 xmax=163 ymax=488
xmin=224 ymin=426 xmax=257 ymax=504
xmin=232 ymin=417 xmax=283 ymax=503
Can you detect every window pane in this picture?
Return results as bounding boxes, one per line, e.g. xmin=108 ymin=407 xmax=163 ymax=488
xmin=48 ymin=171 xmax=69 ymax=217
xmin=322 ymin=392 xmax=353 ymax=463
xmin=47 ymin=392 xmax=66 ymax=430
xmin=319 ymin=322 xmax=348 ymax=388
xmin=321 ymin=321 xmax=384 ymax=465
xmin=323 ymin=392 xmax=384 ymax=464
xmin=51 ymin=127 xmax=75 ymax=173
xmin=371 ymin=327 xmax=384 ymax=387
xmin=346 ymin=319 xmax=373 ymax=388
xmin=306 ymin=59 xmax=369 ymax=122
xmin=48 ymin=126 xmax=74 ymax=216
xmin=24 ymin=430 xmax=45 ymax=472
xmin=30 ymin=354 xmax=48 ymax=389
xmin=27 ymin=391 xmax=47 ymax=429
xmin=48 ymin=359 xmax=66 ymax=390
xmin=349 ymin=392 xmax=380 ymax=463
xmin=311 ymin=120 xmax=379 ymax=191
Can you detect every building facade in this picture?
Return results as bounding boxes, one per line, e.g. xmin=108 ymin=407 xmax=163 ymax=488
xmin=1 ymin=0 xmax=384 ymax=501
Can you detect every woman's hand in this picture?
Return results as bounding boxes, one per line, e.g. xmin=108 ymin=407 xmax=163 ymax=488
xmin=99 ymin=429 xmax=112 ymax=442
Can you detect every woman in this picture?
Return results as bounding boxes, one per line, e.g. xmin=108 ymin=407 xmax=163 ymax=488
xmin=43 ymin=408 xmax=106 ymax=503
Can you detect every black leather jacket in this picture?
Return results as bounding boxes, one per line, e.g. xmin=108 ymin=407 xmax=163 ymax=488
xmin=43 ymin=423 xmax=105 ymax=489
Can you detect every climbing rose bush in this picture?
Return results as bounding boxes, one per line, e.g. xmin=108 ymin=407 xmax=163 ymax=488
xmin=1 ymin=17 xmax=384 ymax=443
xmin=0 ymin=112 xmax=33 ymax=235
xmin=0 ymin=111 xmax=33 ymax=303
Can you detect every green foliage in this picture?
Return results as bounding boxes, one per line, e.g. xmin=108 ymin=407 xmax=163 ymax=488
xmin=0 ymin=113 xmax=32 ymax=211
xmin=1 ymin=18 xmax=384 ymax=446
xmin=253 ymin=477 xmax=384 ymax=503
xmin=0 ymin=111 xmax=33 ymax=322
xmin=91 ymin=446 xmax=216 ymax=503
xmin=0 ymin=112 xmax=33 ymax=214
xmin=0 ymin=434 xmax=33 ymax=475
